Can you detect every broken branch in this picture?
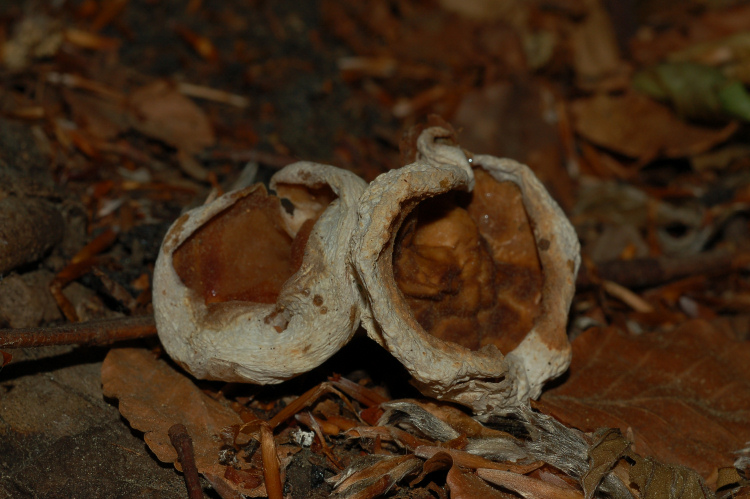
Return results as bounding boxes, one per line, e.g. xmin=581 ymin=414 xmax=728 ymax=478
xmin=0 ymin=315 xmax=156 ymax=349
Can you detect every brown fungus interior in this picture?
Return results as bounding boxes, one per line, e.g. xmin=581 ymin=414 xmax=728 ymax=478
xmin=393 ymin=168 xmax=544 ymax=353
xmin=172 ymin=184 xmax=332 ymax=306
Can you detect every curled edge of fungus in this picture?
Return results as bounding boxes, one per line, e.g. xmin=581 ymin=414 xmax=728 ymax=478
xmin=153 ymin=161 xmax=368 ymax=384
xmin=471 ymin=152 xmax=580 ymax=403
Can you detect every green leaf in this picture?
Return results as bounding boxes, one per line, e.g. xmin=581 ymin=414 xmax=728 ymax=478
xmin=634 ymin=61 xmax=750 ymax=123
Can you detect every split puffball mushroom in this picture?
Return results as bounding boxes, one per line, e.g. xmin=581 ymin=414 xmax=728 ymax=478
xmin=154 ymin=127 xmax=580 ymax=412
xmin=351 ymin=127 xmax=580 ymax=412
xmin=153 ymin=161 xmax=367 ymax=384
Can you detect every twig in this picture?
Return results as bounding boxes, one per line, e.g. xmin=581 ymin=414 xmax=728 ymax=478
xmin=177 ymin=82 xmax=249 ymax=108
xmin=577 ymin=248 xmax=743 ymax=290
xmin=46 ymin=72 xmax=125 ymax=102
xmin=50 ymin=229 xmax=118 ymax=322
xmin=260 ymin=424 xmax=283 ymax=499
xmin=0 ymin=315 xmax=156 ymax=349
xmin=168 ymin=424 xmax=205 ymax=499
xmin=265 ymin=382 xmax=355 ymax=430
xmin=329 ymin=375 xmax=389 ymax=407
xmin=305 ymin=412 xmax=344 ymax=470
xmin=601 ymin=280 xmax=654 ymax=313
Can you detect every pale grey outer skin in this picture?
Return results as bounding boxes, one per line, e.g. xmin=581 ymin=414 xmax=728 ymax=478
xmin=351 ymin=127 xmax=580 ymax=413
xmin=153 ymin=161 xmax=367 ymax=384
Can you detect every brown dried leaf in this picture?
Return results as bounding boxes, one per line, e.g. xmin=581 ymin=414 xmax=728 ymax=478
xmin=537 ymin=320 xmax=750 ymax=481
xmin=580 ymin=428 xmax=711 ymax=498
xmin=101 ymin=348 xmax=244 ymax=487
xmin=128 ymin=80 xmax=215 ymax=153
xmin=331 ymin=454 xmax=422 ymax=497
xmin=412 ymin=450 xmax=453 ymax=484
xmin=446 ymin=465 xmax=517 ymax=499
xmin=630 ymin=5 xmax=750 ymax=66
xmin=63 ymin=90 xmax=129 ymax=140
xmin=626 ymin=448 xmax=713 ymax=499
xmin=415 ymin=446 xmax=541 ymax=475
xmin=476 ymin=468 xmax=584 ymax=499
xmin=571 ymin=92 xmax=737 ymax=160
xmin=453 ymin=80 xmax=576 ymax=212
xmin=568 ymin=0 xmax=621 ymax=81
xmin=581 ymin=428 xmax=630 ymax=498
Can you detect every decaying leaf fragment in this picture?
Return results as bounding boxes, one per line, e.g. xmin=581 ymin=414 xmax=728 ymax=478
xmin=571 ymin=91 xmax=737 ymax=160
xmin=537 ymin=320 xmax=750 ymax=481
xmin=327 ymin=454 xmax=422 ymax=498
xmin=128 ymin=80 xmax=215 ymax=154
xmin=101 ymin=348 xmax=245 ymax=491
xmin=584 ymin=429 xmax=714 ymax=499
xmin=582 ymin=428 xmax=631 ymax=498
xmin=101 ymin=347 xmax=302 ymax=497
xmin=446 ymin=464 xmax=517 ymax=499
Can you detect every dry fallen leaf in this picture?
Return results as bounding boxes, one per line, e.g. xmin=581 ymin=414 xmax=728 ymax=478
xmin=101 ymin=348 xmax=246 ymax=491
xmin=582 ymin=428 xmax=631 ymax=498
xmin=127 ymin=80 xmax=215 ymax=153
xmin=584 ymin=428 xmax=713 ymax=499
xmin=63 ymin=90 xmax=129 ymax=141
xmin=446 ymin=462 xmax=517 ymax=499
xmin=571 ymin=91 xmax=737 ymax=160
xmin=537 ymin=320 xmax=750 ymax=481
xmin=453 ymin=79 xmax=576 ymax=212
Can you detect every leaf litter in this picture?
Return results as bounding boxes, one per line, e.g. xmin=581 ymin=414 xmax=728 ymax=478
xmin=537 ymin=320 xmax=750 ymax=482
xmin=102 ymin=334 xmax=732 ymax=497
xmin=1 ymin=0 xmax=750 ymax=497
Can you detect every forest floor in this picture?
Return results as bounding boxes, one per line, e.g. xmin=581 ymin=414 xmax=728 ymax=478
xmin=1 ymin=1 xmax=750 ymax=498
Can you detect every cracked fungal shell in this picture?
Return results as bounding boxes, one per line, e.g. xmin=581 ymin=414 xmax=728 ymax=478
xmin=351 ymin=127 xmax=580 ymax=412
xmin=153 ymin=161 xmax=367 ymax=384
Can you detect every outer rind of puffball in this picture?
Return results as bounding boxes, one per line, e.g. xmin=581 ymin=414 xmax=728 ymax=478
xmin=153 ymin=162 xmax=367 ymax=384
xmin=472 ymin=154 xmax=580 ymax=401
xmin=351 ymin=155 xmax=519 ymax=412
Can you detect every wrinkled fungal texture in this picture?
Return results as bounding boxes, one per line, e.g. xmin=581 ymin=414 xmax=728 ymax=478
xmin=393 ymin=169 xmax=543 ymax=353
xmin=173 ymin=186 xmax=298 ymax=305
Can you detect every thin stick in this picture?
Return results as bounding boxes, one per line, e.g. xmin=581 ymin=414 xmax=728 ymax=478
xmin=51 ymin=229 xmax=119 ymax=322
xmin=601 ymin=280 xmax=654 ymax=313
xmin=577 ymin=249 xmax=741 ymax=290
xmin=168 ymin=424 xmax=205 ymax=499
xmin=260 ymin=424 xmax=283 ymax=499
xmin=266 ymin=383 xmax=338 ymax=429
xmin=329 ymin=375 xmax=389 ymax=407
xmin=0 ymin=315 xmax=156 ymax=349
xmin=306 ymin=412 xmax=344 ymax=469
xmin=177 ymin=82 xmax=249 ymax=108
